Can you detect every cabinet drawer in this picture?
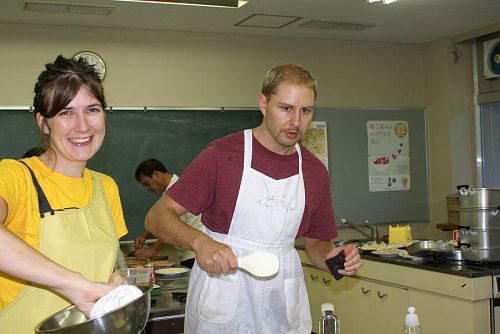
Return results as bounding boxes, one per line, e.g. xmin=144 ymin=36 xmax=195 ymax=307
xmin=146 ymin=316 xmax=185 ymax=334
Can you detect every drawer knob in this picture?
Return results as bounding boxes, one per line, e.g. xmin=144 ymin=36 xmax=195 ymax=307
xmin=361 ymin=287 xmax=371 ymax=295
xmin=377 ymin=291 xmax=388 ymax=299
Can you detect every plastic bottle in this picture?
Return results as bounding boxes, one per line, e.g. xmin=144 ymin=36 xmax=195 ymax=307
xmin=401 ymin=306 xmax=423 ymax=334
xmin=319 ymin=303 xmax=340 ymax=334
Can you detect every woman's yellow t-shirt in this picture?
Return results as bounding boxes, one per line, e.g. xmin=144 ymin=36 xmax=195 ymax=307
xmin=0 ymin=157 xmax=128 ymax=310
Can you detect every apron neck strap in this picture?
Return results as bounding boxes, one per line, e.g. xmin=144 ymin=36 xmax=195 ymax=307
xmin=18 ymin=160 xmax=54 ymax=218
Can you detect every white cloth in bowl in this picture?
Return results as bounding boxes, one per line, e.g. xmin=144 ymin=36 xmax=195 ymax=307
xmin=90 ymin=285 xmax=143 ymax=319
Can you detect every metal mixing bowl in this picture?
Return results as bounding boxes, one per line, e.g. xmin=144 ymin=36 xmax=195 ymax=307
xmin=34 ymin=285 xmax=151 ymax=334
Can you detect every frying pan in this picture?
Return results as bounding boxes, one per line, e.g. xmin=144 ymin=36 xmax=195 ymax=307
xmin=406 ymin=241 xmax=454 ymax=258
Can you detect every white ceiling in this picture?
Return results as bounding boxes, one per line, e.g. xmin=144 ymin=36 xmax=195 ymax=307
xmin=1 ymin=0 xmax=500 ymax=44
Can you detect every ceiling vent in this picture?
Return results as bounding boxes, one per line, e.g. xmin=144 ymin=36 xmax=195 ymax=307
xmin=299 ymin=20 xmax=375 ymax=31
xmin=24 ymin=1 xmax=114 ymax=15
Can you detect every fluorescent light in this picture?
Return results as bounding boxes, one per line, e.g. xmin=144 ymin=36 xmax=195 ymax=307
xmin=24 ymin=1 xmax=113 ymax=15
xmin=113 ymin=0 xmax=250 ymax=8
xmin=367 ymin=0 xmax=399 ymax=4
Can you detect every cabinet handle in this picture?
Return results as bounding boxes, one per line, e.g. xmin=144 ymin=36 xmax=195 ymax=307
xmin=361 ymin=287 xmax=371 ymax=294
xmin=377 ymin=291 xmax=387 ymax=299
xmin=322 ymin=277 xmax=332 ymax=286
xmin=310 ymin=274 xmax=319 ymax=281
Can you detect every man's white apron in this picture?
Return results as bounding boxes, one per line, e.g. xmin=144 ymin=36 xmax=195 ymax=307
xmin=185 ymin=129 xmax=311 ymax=333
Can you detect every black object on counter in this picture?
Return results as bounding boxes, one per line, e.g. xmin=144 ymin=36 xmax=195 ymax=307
xmin=326 ymin=250 xmax=345 ymax=280
xmin=172 ymin=292 xmax=187 ymax=303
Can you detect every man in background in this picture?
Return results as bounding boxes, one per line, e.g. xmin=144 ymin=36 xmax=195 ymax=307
xmin=134 ymin=159 xmax=202 ymax=268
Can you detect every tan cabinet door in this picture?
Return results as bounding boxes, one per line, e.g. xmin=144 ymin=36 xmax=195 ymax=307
xmin=409 ymin=289 xmax=491 ymax=334
xmin=343 ymin=277 xmax=408 ymax=334
xmin=303 ymin=266 xmax=347 ymax=331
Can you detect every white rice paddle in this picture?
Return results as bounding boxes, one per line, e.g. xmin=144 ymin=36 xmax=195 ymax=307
xmin=237 ymin=251 xmax=279 ymax=278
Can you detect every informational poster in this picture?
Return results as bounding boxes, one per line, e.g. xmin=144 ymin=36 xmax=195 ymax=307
xmin=367 ymin=120 xmax=410 ymax=192
xmin=300 ymin=121 xmax=329 ymax=170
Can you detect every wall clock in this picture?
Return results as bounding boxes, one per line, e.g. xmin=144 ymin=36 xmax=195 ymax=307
xmin=73 ymin=51 xmax=106 ymax=81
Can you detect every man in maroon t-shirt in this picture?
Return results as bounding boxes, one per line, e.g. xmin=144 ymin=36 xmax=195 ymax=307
xmin=146 ymin=64 xmax=362 ymax=333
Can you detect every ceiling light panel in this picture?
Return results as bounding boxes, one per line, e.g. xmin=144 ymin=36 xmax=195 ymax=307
xmin=235 ymin=14 xmax=301 ymax=29
xmin=112 ymin=0 xmax=250 ymax=8
xmin=24 ymin=1 xmax=114 ymax=15
xmin=367 ymin=0 xmax=399 ymax=4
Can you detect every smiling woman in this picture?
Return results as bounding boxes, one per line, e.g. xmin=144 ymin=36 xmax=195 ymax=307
xmin=0 ymin=55 xmax=128 ymax=334
xmin=35 ymin=88 xmax=106 ymax=176
xmin=33 ymin=55 xmax=108 ymax=176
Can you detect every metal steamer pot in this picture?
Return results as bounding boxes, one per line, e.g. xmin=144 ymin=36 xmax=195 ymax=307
xmin=460 ymin=228 xmax=500 ymax=247
xmin=459 ymin=208 xmax=500 ymax=229
xmin=458 ymin=188 xmax=500 ymax=209
xmin=460 ymin=245 xmax=500 ymax=262
xmin=460 ymin=228 xmax=500 ymax=262
xmin=458 ymin=187 xmax=500 ymax=209
xmin=458 ymin=187 xmax=500 ymax=262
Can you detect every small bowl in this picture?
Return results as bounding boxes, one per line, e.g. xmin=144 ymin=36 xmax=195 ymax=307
xmin=35 ymin=285 xmax=151 ymax=334
xmin=117 ymin=267 xmax=153 ymax=285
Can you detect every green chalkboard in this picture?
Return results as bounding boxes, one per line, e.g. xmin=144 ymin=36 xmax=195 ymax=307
xmin=93 ymin=108 xmax=263 ymax=240
xmin=0 ymin=108 xmax=263 ymax=240
xmin=0 ymin=107 xmax=428 ymax=241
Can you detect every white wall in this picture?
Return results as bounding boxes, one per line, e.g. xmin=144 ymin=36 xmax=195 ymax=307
xmin=0 ymin=22 xmax=424 ymax=108
xmin=0 ymin=22 xmax=477 ymax=241
xmin=416 ymin=38 xmax=476 ymax=240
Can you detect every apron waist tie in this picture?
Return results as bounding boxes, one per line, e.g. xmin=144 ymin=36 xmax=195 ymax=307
xmin=204 ymin=227 xmax=295 ymax=253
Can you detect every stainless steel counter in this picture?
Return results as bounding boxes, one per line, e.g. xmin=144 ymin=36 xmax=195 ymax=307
xmin=360 ymin=251 xmax=499 ymax=278
xmin=149 ymin=277 xmax=188 ymax=320
xmin=295 ymin=244 xmax=500 ymax=278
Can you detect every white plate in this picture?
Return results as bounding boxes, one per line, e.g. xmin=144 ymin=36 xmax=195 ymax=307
xmin=372 ymin=250 xmax=401 ymax=258
xmin=398 ymin=250 xmax=424 ymax=261
xmin=399 ymin=254 xmax=424 ymax=261
xmin=155 ymin=267 xmax=190 ymax=277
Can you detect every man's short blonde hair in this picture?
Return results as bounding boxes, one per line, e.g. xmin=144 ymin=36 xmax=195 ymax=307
xmin=261 ymin=64 xmax=317 ymax=101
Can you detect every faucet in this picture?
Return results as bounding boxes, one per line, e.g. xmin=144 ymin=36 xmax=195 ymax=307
xmin=340 ymin=218 xmax=380 ymax=243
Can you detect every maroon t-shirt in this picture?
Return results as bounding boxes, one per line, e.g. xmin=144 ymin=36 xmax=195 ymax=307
xmin=167 ymin=131 xmax=337 ymax=241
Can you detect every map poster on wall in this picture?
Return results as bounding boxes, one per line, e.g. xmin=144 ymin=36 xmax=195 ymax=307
xmin=367 ymin=120 xmax=410 ymax=192
xmin=300 ymin=121 xmax=329 ymax=170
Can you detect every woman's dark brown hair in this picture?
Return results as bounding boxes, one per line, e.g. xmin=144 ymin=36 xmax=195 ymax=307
xmin=33 ymin=55 xmax=107 ymax=148
xmin=33 ymin=55 xmax=106 ymax=119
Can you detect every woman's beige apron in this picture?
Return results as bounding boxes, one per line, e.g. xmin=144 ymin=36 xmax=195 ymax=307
xmin=185 ymin=129 xmax=311 ymax=333
xmin=0 ymin=166 xmax=117 ymax=334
